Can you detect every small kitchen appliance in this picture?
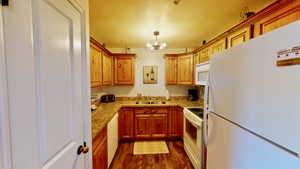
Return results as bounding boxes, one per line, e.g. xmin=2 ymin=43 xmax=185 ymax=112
xmin=100 ymin=94 xmax=115 ymax=103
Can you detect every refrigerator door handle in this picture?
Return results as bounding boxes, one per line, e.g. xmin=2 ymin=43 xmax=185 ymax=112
xmin=203 ymin=111 xmax=212 ymax=146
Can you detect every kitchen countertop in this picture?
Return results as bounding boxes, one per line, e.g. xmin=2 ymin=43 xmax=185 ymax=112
xmin=92 ymin=100 xmax=203 ymax=139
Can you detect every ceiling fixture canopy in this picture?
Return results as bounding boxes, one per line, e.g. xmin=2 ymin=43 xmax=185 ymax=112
xmin=146 ymin=31 xmax=167 ymax=50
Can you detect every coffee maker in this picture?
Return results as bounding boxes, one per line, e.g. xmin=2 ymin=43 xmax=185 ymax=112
xmin=188 ymin=89 xmax=199 ymax=101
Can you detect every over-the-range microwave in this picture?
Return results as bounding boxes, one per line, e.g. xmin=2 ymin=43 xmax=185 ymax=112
xmin=195 ymin=62 xmax=210 ymax=86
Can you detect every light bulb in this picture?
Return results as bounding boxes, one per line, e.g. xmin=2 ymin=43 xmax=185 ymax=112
xmin=146 ymin=43 xmax=152 ymax=48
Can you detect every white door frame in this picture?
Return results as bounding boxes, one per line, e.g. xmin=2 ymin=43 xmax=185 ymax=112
xmin=0 ymin=0 xmax=92 ymax=168
xmin=0 ymin=4 xmax=12 ymax=169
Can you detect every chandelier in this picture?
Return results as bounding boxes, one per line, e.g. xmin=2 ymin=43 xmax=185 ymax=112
xmin=146 ymin=31 xmax=167 ymax=50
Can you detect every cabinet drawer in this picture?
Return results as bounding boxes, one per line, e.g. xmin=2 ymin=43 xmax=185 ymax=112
xmin=135 ymin=108 xmax=151 ymax=114
xmin=151 ymin=107 xmax=168 ymax=114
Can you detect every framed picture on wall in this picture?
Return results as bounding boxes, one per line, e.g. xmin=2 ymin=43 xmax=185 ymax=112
xmin=143 ymin=66 xmax=158 ymax=84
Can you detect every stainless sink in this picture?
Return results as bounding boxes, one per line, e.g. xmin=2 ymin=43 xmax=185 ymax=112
xmin=135 ymin=101 xmax=166 ymax=105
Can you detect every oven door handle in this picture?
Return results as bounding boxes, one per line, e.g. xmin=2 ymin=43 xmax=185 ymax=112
xmin=184 ymin=114 xmax=201 ymax=128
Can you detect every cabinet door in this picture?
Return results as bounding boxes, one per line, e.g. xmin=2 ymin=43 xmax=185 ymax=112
xmin=168 ymin=107 xmax=183 ymax=138
xmin=135 ymin=114 xmax=152 ymax=138
xmin=177 ymin=54 xmax=194 ymax=85
xmin=211 ymin=38 xmax=227 ymax=56
xmin=114 ymin=55 xmax=135 ymax=85
xmin=93 ymin=127 xmax=108 ymax=169
xmin=118 ymin=108 xmax=134 ymax=140
xmin=93 ymin=138 xmax=107 ymax=169
xmin=102 ymin=53 xmax=113 ymax=86
xmin=199 ymin=47 xmax=211 ymax=63
xmin=194 ymin=52 xmax=201 ymax=70
xmin=165 ymin=57 xmax=178 ymax=85
xmin=254 ymin=1 xmax=300 ymax=37
xmin=227 ymin=26 xmax=251 ymax=48
xmin=90 ymin=46 xmax=102 ymax=87
xmin=151 ymin=114 xmax=168 ymax=138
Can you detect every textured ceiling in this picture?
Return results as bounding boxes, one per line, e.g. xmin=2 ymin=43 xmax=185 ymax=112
xmin=89 ymin=0 xmax=275 ymax=48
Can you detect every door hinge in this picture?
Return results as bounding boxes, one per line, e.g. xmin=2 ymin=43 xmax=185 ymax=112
xmin=1 ymin=0 xmax=8 ymax=6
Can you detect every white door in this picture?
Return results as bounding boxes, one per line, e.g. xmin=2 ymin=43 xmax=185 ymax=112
xmin=2 ymin=0 xmax=90 ymax=169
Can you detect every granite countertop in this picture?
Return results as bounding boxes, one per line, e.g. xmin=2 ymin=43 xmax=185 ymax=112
xmin=92 ymin=100 xmax=203 ymax=139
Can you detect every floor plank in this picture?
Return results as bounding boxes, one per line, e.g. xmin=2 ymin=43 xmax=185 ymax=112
xmin=109 ymin=141 xmax=194 ymax=169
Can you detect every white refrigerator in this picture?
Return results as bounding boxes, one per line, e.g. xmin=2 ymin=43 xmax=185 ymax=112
xmin=205 ymin=20 xmax=300 ymax=169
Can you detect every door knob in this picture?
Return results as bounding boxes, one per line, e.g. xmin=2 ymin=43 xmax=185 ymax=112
xmin=77 ymin=142 xmax=89 ymax=155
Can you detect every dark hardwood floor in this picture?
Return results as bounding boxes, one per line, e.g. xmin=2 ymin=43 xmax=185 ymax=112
xmin=109 ymin=141 xmax=194 ymax=169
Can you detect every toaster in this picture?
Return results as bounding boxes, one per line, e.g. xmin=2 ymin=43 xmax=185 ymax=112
xmin=100 ymin=94 xmax=115 ymax=103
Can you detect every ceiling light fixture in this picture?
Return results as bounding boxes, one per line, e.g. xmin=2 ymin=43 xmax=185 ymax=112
xmin=146 ymin=31 xmax=167 ymax=51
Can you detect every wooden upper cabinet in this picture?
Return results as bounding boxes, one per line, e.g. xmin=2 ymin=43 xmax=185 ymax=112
xmin=165 ymin=56 xmax=178 ymax=85
xmin=227 ymin=26 xmax=251 ymax=48
xmin=90 ymin=45 xmax=102 ymax=88
xmin=199 ymin=47 xmax=211 ymax=63
xmin=254 ymin=1 xmax=300 ymax=37
xmin=211 ymin=38 xmax=227 ymax=56
xmin=114 ymin=54 xmax=135 ymax=85
xmin=177 ymin=54 xmax=194 ymax=85
xmin=102 ymin=53 xmax=113 ymax=86
xmin=194 ymin=52 xmax=201 ymax=65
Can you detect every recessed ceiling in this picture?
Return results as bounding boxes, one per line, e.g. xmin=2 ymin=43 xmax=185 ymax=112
xmin=89 ymin=0 xmax=275 ymax=48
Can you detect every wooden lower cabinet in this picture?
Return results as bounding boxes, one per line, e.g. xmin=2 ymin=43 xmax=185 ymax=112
xmin=151 ymin=113 xmax=168 ymax=138
xmin=168 ymin=107 xmax=183 ymax=138
xmin=93 ymin=127 xmax=107 ymax=169
xmin=119 ymin=107 xmax=183 ymax=141
xmin=118 ymin=108 xmax=134 ymax=140
xmin=135 ymin=114 xmax=152 ymax=138
xmin=134 ymin=108 xmax=168 ymax=139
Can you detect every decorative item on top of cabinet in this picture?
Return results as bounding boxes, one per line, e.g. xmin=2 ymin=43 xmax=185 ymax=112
xmin=210 ymin=38 xmax=227 ymax=56
xmin=114 ymin=54 xmax=135 ymax=85
xmin=102 ymin=52 xmax=114 ymax=86
xmin=254 ymin=0 xmax=300 ymax=37
xmin=177 ymin=54 xmax=194 ymax=85
xmin=227 ymin=26 xmax=252 ymax=48
xmin=90 ymin=45 xmax=102 ymax=88
xmin=93 ymin=127 xmax=107 ymax=169
xmin=165 ymin=55 xmax=178 ymax=85
xmin=118 ymin=108 xmax=134 ymax=140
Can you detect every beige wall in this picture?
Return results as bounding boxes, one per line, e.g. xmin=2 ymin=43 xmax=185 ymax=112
xmin=92 ymin=48 xmax=195 ymax=97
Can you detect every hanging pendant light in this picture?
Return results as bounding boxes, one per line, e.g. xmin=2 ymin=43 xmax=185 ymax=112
xmin=146 ymin=31 xmax=167 ymax=50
